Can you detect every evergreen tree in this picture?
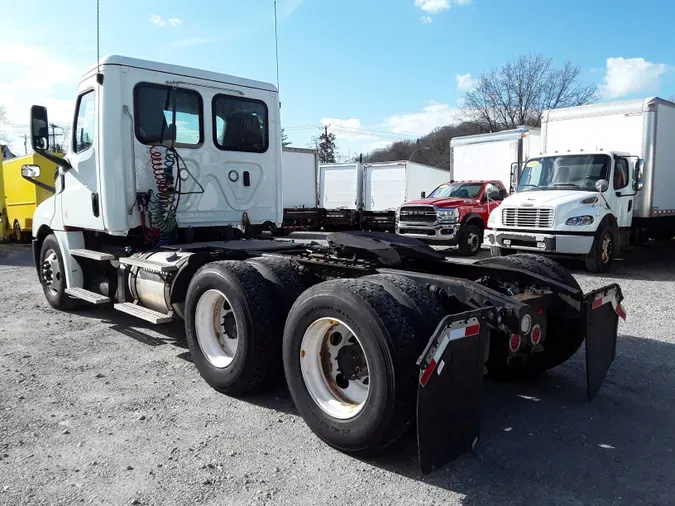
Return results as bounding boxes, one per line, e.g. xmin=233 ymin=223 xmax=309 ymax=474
xmin=317 ymin=125 xmax=336 ymax=163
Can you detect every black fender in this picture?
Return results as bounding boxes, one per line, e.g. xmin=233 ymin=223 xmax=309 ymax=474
xmin=461 ymin=213 xmax=485 ymax=229
xmin=32 ymin=225 xmax=53 ymax=275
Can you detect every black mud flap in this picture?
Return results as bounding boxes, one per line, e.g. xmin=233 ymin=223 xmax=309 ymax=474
xmin=583 ymin=284 xmax=625 ymax=401
xmin=416 ymin=308 xmax=491 ymax=474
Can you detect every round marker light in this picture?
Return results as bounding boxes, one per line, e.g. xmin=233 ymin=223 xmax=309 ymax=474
xmin=520 ymin=314 xmax=532 ymax=335
xmin=509 ymin=334 xmax=521 ymax=353
xmin=531 ymin=325 xmax=542 ymax=345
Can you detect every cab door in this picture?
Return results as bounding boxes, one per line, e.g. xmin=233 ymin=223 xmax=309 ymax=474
xmin=611 ymin=157 xmax=634 ymax=228
xmin=61 ymin=81 xmax=104 ymax=230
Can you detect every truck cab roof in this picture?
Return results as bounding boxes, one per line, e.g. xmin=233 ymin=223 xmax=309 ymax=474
xmin=82 ymin=55 xmax=278 ymax=93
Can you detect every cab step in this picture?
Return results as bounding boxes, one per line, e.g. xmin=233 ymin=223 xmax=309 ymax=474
xmin=65 ymin=287 xmax=110 ymax=305
xmin=114 ymin=303 xmax=173 ymax=324
xmin=118 ymin=257 xmax=178 ymax=274
xmin=70 ymin=249 xmax=115 ymax=261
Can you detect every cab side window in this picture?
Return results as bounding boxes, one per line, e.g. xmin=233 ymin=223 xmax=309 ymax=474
xmin=73 ymin=91 xmax=96 ymax=153
xmin=614 ymin=158 xmax=629 ymax=190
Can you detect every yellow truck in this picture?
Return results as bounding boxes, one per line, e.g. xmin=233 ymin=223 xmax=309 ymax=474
xmin=0 ymin=152 xmax=59 ymax=242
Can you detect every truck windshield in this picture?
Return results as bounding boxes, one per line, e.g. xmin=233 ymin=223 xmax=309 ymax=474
xmin=518 ymin=155 xmax=610 ymax=192
xmin=428 ymin=183 xmax=483 ymax=199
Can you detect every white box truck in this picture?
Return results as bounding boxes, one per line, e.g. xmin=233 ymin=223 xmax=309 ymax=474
xmin=484 ymin=97 xmax=675 ymax=272
xmin=277 ymin=147 xmax=322 ymax=235
xmin=451 ymin=127 xmax=541 ymax=193
xmin=362 ymin=161 xmax=449 ymax=230
xmin=318 ymin=162 xmax=363 ymax=229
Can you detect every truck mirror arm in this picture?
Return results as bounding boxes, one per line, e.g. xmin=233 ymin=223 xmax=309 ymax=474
xmin=21 ymin=171 xmax=55 ymax=194
xmin=33 ymin=147 xmax=72 ymax=171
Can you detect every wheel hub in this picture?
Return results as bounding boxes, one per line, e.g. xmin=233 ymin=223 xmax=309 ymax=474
xmin=194 ymin=289 xmax=239 ymax=369
xmin=300 ymin=319 xmax=371 ymax=420
xmin=601 ymin=234 xmax=613 ymax=264
xmin=468 ymin=232 xmax=480 ymax=251
xmin=41 ymin=250 xmax=62 ymax=294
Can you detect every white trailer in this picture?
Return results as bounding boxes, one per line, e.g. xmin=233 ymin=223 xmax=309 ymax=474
xmin=278 ymin=147 xmax=321 ymax=234
xmin=318 ymin=162 xmax=363 ymax=229
xmin=450 ymin=127 xmax=541 ymax=193
xmin=485 ymin=97 xmax=675 ymax=272
xmin=362 ymin=161 xmax=449 ymax=230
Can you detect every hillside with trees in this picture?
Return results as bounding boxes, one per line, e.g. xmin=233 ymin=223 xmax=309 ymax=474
xmin=363 ymin=53 xmax=597 ymax=168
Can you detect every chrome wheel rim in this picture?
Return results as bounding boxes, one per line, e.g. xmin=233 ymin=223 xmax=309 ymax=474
xmin=601 ymin=234 xmax=612 ymax=264
xmin=194 ymin=289 xmax=239 ymax=368
xmin=41 ymin=249 xmax=62 ymax=295
xmin=468 ymin=232 xmax=480 ymax=252
xmin=300 ymin=318 xmax=370 ymax=420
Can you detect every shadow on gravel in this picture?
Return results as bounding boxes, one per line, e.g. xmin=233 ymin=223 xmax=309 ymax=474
xmin=353 ymin=334 xmax=675 ymax=505
xmin=0 ymin=243 xmax=34 ymax=267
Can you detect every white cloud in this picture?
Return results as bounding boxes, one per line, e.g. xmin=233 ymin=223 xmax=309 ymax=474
xmin=420 ymin=16 xmax=433 ymax=23
xmin=414 ymin=0 xmax=470 ymax=14
xmin=456 ymin=72 xmax=476 ymax=91
xmin=599 ymin=57 xmax=669 ymax=98
xmin=415 ymin=0 xmax=450 ymax=13
xmin=0 ymin=42 xmax=80 ymax=153
xmin=383 ymin=102 xmax=459 ymax=136
xmin=320 ymin=117 xmax=375 ymax=141
xmin=150 ymin=15 xmax=182 ymax=28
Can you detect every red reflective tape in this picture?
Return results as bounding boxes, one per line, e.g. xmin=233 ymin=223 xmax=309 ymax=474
xmin=592 ymin=298 xmax=604 ymax=309
xmin=465 ymin=323 xmax=480 ymax=336
xmin=420 ymin=359 xmax=437 ymax=387
xmin=615 ymin=302 xmax=627 ymax=321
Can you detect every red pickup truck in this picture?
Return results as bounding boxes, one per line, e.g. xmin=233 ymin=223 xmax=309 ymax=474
xmin=395 ymin=180 xmax=507 ymax=255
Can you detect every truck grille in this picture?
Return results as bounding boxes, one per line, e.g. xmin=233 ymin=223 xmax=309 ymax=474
xmin=398 ymin=206 xmax=436 ymax=224
xmin=502 ymin=207 xmax=555 ymax=228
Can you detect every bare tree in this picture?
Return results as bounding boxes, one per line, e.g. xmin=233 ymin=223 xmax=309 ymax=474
xmin=0 ymin=105 xmax=9 ymax=143
xmin=461 ymin=53 xmax=597 ymax=131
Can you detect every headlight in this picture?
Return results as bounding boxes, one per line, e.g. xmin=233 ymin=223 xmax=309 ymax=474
xmin=437 ymin=208 xmax=459 ymax=223
xmin=565 ymin=215 xmax=594 ymax=226
xmin=488 ymin=211 xmax=497 ymax=226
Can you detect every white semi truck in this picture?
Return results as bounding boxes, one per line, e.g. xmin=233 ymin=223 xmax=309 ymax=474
xmin=451 ymin=127 xmax=541 ymax=193
xmin=485 ymin=97 xmax=675 ymax=272
xmin=21 ymin=55 xmax=625 ymax=473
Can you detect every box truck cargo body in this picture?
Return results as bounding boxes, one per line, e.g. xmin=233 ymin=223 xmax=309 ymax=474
xmin=362 ymin=161 xmax=449 ymax=230
xmin=485 ymin=97 xmax=675 ymax=272
xmin=451 ymin=127 xmax=540 ymax=193
xmin=278 ymin=147 xmax=323 ymax=233
xmin=318 ymin=162 xmax=363 ymax=229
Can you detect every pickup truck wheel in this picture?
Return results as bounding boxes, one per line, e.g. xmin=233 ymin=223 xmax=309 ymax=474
xmin=476 ymin=254 xmax=583 ymax=378
xmin=457 ymin=224 xmax=482 ymax=256
xmin=283 ymin=278 xmax=424 ymax=454
xmin=39 ymin=234 xmax=74 ymax=310
xmin=585 ymin=226 xmax=614 ymax=273
xmin=185 ymin=261 xmax=285 ymax=395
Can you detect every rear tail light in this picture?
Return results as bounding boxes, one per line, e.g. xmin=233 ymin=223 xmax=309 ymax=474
xmin=509 ymin=334 xmax=521 ymax=353
xmin=531 ymin=325 xmax=542 ymax=345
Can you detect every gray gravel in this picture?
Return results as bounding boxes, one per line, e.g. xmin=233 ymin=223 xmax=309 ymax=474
xmin=1 ymin=236 xmax=674 ymax=505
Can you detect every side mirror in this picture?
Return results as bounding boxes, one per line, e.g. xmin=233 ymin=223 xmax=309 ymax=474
xmin=595 ymin=179 xmax=609 ymax=192
xmin=30 ymin=105 xmax=50 ymax=152
xmin=485 ymin=183 xmax=496 ymax=195
xmin=21 ymin=164 xmax=41 ymax=178
xmin=420 ymin=191 xmax=426 ymax=199
xmin=634 ymin=159 xmax=644 ymax=192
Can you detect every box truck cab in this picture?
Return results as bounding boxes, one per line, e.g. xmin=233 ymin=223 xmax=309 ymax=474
xmin=484 ymin=97 xmax=675 ymax=272
xmin=397 ymin=180 xmax=507 ymax=255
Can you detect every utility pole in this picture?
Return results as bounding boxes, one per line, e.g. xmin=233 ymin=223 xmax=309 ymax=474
xmin=23 ymin=134 xmax=28 ymax=155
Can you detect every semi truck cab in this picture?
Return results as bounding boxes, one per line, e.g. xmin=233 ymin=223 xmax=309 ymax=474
xmin=484 ymin=151 xmax=644 ymax=271
xmin=396 ymin=180 xmax=507 ymax=255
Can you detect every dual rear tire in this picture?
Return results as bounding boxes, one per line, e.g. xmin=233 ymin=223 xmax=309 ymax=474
xmin=185 ymin=263 xmax=445 ymax=453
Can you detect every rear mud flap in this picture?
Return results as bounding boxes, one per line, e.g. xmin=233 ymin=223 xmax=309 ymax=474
xmin=583 ymin=284 xmax=625 ymax=401
xmin=416 ymin=308 xmax=491 ymax=474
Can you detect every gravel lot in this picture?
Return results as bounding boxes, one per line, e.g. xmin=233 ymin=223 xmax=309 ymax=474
xmin=1 ymin=235 xmax=674 ymax=505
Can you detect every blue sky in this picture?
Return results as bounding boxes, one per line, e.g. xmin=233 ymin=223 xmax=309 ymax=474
xmin=1 ymin=0 xmax=674 ymax=156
